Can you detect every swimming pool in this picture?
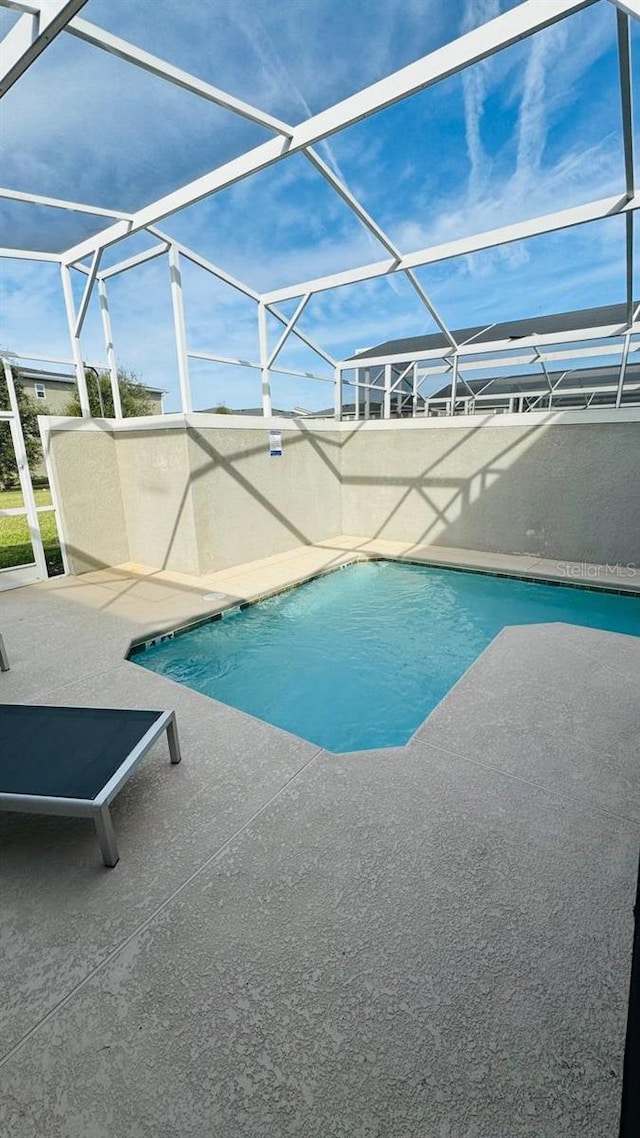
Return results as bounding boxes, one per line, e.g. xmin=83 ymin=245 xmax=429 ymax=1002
xmin=132 ymin=560 xmax=640 ymax=753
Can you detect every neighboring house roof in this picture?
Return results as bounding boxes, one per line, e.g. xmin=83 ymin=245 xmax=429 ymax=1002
xmin=16 ymin=366 xmax=166 ymax=395
xmin=349 ymin=301 xmax=637 ymax=362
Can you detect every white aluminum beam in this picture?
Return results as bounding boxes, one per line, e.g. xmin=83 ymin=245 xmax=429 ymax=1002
xmin=0 ymin=186 xmax=133 ymax=219
xmin=610 ymin=1 xmax=640 ymax=21
xmin=304 ymin=147 xmax=400 ymax=259
xmin=533 ymin=347 xmax=554 ymax=393
xmin=305 ymin=150 xmax=457 ymax=347
xmin=97 ymin=279 xmax=122 ymax=419
xmin=0 ymin=4 xmax=41 ymax=13
xmin=146 ymin=226 xmax=260 ymax=300
xmin=383 ymin=363 xmax=392 ymax=418
xmin=617 ymin=10 xmax=635 ymax=198
xmin=61 ymin=0 xmax=595 ymax=266
xmin=0 ymin=247 xmax=61 ymax=260
xmin=98 ymin=242 xmax=168 ymax=280
xmin=389 ymin=360 xmax=416 ymax=394
xmin=60 ymin=262 xmax=90 ymax=415
xmin=258 ymin=301 xmax=272 ymax=417
xmin=0 ymin=0 xmax=87 ymax=97
xmin=616 ymin=331 xmax=633 ymax=405
xmin=74 ymin=247 xmax=101 ymax=336
xmin=265 ymin=194 xmax=638 ymax=304
xmin=167 ymin=244 xmax=192 ymax=413
xmin=617 ymin=9 xmax=635 ymax=325
xmin=334 ymin=366 xmax=342 ymax=420
xmin=405 ymin=270 xmax=457 ymax=349
xmin=187 ymin=350 xmax=332 ymax=383
xmin=1 ymin=358 xmax=48 ymax=577
xmin=66 ymin=17 xmax=293 ymax=136
xmin=265 ymin=304 xmax=337 ymax=368
xmin=267 ymin=294 xmax=310 ymax=368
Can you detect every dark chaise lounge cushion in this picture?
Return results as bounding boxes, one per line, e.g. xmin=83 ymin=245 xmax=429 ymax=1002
xmin=0 ymin=704 xmax=163 ymax=800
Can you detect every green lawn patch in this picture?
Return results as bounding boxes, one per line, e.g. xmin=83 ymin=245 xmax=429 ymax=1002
xmin=0 ymin=487 xmax=63 ymax=575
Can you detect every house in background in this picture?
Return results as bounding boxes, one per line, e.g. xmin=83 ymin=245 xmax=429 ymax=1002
xmin=17 ymin=367 xmax=166 ymax=416
xmin=345 ymin=301 xmax=640 ymax=419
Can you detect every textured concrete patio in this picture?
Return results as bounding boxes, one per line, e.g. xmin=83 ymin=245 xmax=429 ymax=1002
xmin=1 ymin=546 xmax=639 ymax=1136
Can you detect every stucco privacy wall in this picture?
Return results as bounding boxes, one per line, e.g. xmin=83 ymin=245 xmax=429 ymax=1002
xmin=341 ymin=418 xmax=640 ymax=566
xmin=46 ymin=426 xmax=128 ymax=574
xmin=45 ymin=412 xmax=640 ymax=575
xmin=115 ymin=428 xmax=200 ymax=575
xmin=185 ymin=425 xmax=342 ymax=574
xmin=46 ymin=418 xmax=344 ymax=575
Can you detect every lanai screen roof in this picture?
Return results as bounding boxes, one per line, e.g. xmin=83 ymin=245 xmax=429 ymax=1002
xmin=1 ymin=0 xmax=640 ymax=415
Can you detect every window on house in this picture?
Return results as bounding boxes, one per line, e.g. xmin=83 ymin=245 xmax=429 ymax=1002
xmin=34 ymin=383 xmax=46 ymax=399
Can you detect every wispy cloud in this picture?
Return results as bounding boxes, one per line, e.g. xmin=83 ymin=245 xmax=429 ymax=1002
xmin=0 ymin=0 xmax=628 ymax=412
xmin=510 ymin=18 xmax=568 ymax=204
xmin=461 ymin=0 xmax=501 ymax=201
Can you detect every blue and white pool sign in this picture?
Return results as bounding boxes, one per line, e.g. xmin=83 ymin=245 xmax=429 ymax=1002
xmin=268 ymin=430 xmax=282 ymax=457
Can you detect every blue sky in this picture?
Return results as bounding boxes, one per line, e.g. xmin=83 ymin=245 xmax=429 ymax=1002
xmin=0 ymin=0 xmax=637 ymax=411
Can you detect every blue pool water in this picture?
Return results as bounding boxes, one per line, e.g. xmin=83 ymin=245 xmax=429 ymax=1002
xmin=133 ymin=561 xmax=640 ymax=753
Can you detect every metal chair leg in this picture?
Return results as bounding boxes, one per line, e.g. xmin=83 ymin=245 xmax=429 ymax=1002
xmin=94 ymin=805 xmax=119 ymax=867
xmin=166 ymin=715 xmax=182 ymax=764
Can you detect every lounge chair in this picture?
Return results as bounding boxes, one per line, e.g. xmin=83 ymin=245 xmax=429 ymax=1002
xmin=0 ymin=704 xmax=181 ymax=866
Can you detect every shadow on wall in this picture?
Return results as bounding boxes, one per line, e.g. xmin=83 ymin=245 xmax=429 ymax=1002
xmin=51 ymin=417 xmax=640 ymax=576
xmin=340 ymin=419 xmax=640 ymax=567
xmin=112 ymin=425 xmax=344 ymax=577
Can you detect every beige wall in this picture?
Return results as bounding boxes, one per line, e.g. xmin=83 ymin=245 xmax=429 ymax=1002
xmin=49 ymin=419 xmax=344 ymax=576
xmin=116 ymin=428 xmax=200 ymax=574
xmin=186 ymin=426 xmax=342 ymax=573
xmin=47 ymin=413 xmax=640 ymax=576
xmin=341 ymin=420 xmax=640 ymax=565
xmin=47 ymin=427 xmax=129 ymax=573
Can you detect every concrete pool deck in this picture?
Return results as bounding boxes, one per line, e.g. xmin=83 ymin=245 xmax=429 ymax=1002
xmin=1 ymin=540 xmax=639 ymax=1136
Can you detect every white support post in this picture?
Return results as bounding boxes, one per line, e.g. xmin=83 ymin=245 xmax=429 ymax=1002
xmin=258 ymin=302 xmax=272 ymax=417
xmin=450 ymin=355 xmax=459 ymax=416
xmin=383 ymin=364 xmax=392 ymax=419
xmin=98 ymin=279 xmax=122 ymax=420
xmin=168 ymin=244 xmax=192 ymax=413
xmin=617 ymin=7 xmax=635 ymax=325
xmin=60 ymin=263 xmax=90 ymax=417
xmin=352 ymin=368 xmax=359 ymax=421
xmin=0 ymin=0 xmax=88 ymax=97
xmin=412 ymin=363 xmax=418 ymax=417
xmin=334 ymin=367 xmax=343 ymax=421
xmin=616 ymin=331 xmax=633 ymax=407
xmin=2 ymin=359 xmax=48 ymax=579
xmin=364 ymin=369 xmax=371 ymax=420
xmin=611 ymin=2 xmax=640 ymax=25
xmin=74 ymin=248 xmax=101 ymax=337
